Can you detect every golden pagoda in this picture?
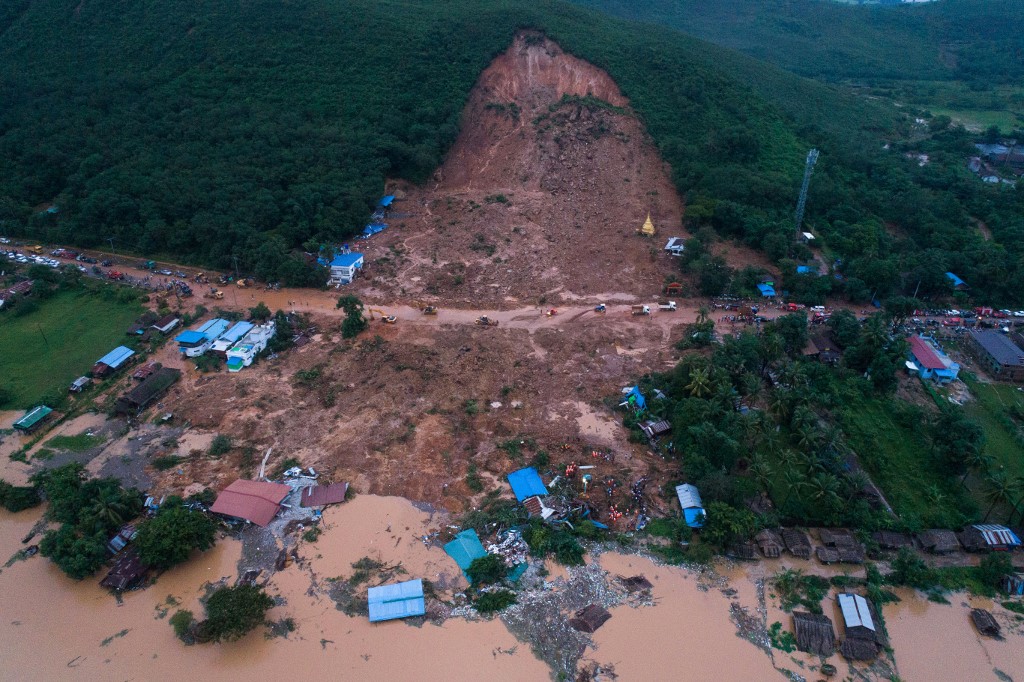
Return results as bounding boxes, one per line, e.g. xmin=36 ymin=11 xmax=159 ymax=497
xmin=638 ymin=212 xmax=656 ymax=236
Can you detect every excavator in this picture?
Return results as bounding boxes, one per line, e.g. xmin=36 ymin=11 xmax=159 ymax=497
xmin=367 ymin=308 xmax=397 ymax=323
xmin=475 ymin=316 xmax=499 ymax=327
xmin=421 ymin=305 xmax=438 ymax=315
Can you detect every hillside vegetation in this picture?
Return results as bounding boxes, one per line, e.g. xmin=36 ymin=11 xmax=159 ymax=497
xmin=0 ymin=0 xmax=1021 ymax=302
xmin=573 ymin=0 xmax=1024 ymax=84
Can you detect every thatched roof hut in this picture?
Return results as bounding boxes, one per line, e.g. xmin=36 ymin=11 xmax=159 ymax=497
xmin=782 ymin=528 xmax=812 ymax=559
xmin=755 ymin=529 xmax=783 ymax=558
xmin=871 ymin=530 xmax=913 ymax=550
xmin=918 ymin=529 xmax=960 ymax=554
xmin=618 ymin=575 xmax=653 ymax=592
xmin=793 ymin=611 xmax=836 ymax=657
xmin=728 ymin=540 xmax=758 ymax=561
xmin=570 ymin=604 xmax=612 ymax=633
xmin=816 ymin=546 xmax=841 ymax=564
xmin=970 ymin=608 xmax=1001 ymax=638
xmin=839 ymin=637 xmax=878 ymax=661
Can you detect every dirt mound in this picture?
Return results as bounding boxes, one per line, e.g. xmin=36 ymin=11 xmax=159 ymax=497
xmin=352 ymin=33 xmax=687 ymax=307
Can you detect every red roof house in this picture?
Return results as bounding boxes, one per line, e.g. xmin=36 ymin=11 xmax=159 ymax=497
xmin=210 ymin=480 xmax=291 ymax=526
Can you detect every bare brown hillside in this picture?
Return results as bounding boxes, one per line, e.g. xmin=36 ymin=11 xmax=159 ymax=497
xmin=352 ymin=33 xmax=688 ymax=307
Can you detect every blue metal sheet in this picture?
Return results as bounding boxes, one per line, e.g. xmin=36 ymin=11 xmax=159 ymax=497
xmin=444 ymin=529 xmax=487 ymax=578
xmin=379 ymin=195 xmax=395 ymax=207
xmin=219 ymin=321 xmax=254 ymax=344
xmin=330 ymin=253 xmax=364 ymax=268
xmin=367 ymin=579 xmax=425 ymax=622
xmin=175 ymin=330 xmax=205 ymax=345
xmin=96 ymin=345 xmax=135 ymax=369
xmin=507 ymin=467 xmax=548 ymax=502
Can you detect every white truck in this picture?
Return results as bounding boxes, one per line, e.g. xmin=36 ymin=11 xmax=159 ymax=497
xmin=658 ymin=301 xmax=677 ymax=312
xmin=631 ymin=304 xmax=651 ymax=316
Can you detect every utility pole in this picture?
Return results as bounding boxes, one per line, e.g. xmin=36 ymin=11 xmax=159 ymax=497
xmin=794 ymin=149 xmax=819 ymax=241
xmin=106 ymin=236 xmax=116 ymax=254
xmin=36 ymin=324 xmax=50 ymax=351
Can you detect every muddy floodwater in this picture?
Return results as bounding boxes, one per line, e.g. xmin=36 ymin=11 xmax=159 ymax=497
xmin=2 ymin=496 xmax=1023 ymax=681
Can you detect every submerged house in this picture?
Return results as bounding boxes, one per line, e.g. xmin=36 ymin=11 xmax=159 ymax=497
xmin=918 ymin=529 xmax=961 ymax=554
xmin=444 ymin=529 xmax=488 ymax=581
xmin=837 ymin=593 xmax=880 ymax=661
xmin=209 ymin=480 xmax=291 ymax=527
xmin=367 ymin=579 xmax=425 ymax=623
xmin=755 ymin=529 xmax=784 ymax=558
xmin=793 ymin=611 xmax=836 ymax=657
xmin=782 ymin=528 xmax=812 ymax=559
xmin=13 ymin=405 xmax=52 ymax=433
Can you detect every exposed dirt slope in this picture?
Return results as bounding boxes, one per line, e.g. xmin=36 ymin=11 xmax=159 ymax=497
xmin=353 ymin=33 xmax=687 ymax=307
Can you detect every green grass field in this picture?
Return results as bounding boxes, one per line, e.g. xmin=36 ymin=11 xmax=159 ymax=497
xmin=0 ymin=290 xmax=143 ymax=409
xmin=962 ymin=375 xmax=1024 ymax=481
xmin=840 ymin=397 xmax=975 ymax=527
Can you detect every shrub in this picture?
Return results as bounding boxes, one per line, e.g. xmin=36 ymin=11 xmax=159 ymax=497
xmin=197 ymin=585 xmax=274 ymax=643
xmin=466 ymin=554 xmax=508 ymax=586
xmin=475 ymin=589 xmax=516 ymax=614
xmin=0 ymin=480 xmax=41 ymax=512
xmin=169 ymin=610 xmax=195 ymax=642
xmin=208 ymin=435 xmax=232 ymax=457
xmin=135 ymin=505 xmax=217 ymax=570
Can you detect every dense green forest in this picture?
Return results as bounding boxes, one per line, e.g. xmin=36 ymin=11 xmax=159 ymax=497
xmin=0 ymin=0 xmax=1021 ymax=301
xmin=572 ymin=0 xmax=1024 ymax=83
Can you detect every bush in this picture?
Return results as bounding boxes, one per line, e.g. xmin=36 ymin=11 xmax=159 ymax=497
xmin=208 ymin=435 xmax=232 ymax=457
xmin=135 ymin=505 xmax=217 ymax=570
xmin=38 ymin=526 xmax=109 ymax=580
xmin=977 ymin=553 xmax=1014 ymax=590
xmin=197 ymin=585 xmax=275 ymax=643
xmin=474 ymin=589 xmax=516 ymax=614
xmin=466 ymin=554 xmax=508 ymax=586
xmin=0 ymin=480 xmax=41 ymax=512
xmin=170 ymin=609 xmax=195 ymax=642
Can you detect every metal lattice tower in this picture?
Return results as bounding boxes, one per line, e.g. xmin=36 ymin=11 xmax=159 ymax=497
xmin=794 ymin=148 xmax=819 ymax=240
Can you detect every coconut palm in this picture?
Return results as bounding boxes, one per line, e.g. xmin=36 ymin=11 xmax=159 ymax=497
xmin=780 ymin=469 xmax=808 ymax=510
xmin=685 ymin=366 xmax=712 ymax=398
xmin=89 ymin=494 xmax=131 ymax=529
xmin=750 ymin=456 xmax=774 ymax=496
xmin=808 ymin=472 xmax=842 ymax=509
xmin=960 ymin=449 xmax=993 ymax=486
xmin=982 ymin=470 xmax=1016 ymax=522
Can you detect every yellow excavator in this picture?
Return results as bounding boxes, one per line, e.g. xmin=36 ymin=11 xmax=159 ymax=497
xmin=368 ymin=308 xmax=397 ymax=323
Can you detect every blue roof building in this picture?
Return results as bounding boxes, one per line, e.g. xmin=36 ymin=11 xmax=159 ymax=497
xmin=367 ymin=579 xmax=425 ymax=622
xmin=675 ymin=484 xmax=706 ymax=528
xmin=95 ymin=346 xmax=135 ymax=371
xmin=174 ymin=330 xmax=205 ymax=345
xmin=175 ymin=318 xmax=229 ymax=356
xmin=210 ymin=321 xmax=255 ymax=354
xmin=757 ymin=283 xmax=776 ymax=297
xmin=508 ymin=467 xmax=548 ymax=502
xmin=444 ymin=529 xmax=488 ymax=580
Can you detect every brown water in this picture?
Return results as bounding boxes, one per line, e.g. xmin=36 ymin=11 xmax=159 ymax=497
xmin=3 ymin=497 xmax=1023 ymax=681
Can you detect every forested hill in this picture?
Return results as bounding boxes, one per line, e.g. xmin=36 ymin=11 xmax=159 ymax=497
xmin=572 ymin=0 xmax=1024 ymax=83
xmin=0 ymin=0 xmax=1021 ymax=301
xmin=0 ymin=0 xmax=891 ymax=284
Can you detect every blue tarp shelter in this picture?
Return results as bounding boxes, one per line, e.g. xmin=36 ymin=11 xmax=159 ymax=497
xmin=508 ymin=467 xmax=548 ymax=502
xmin=757 ymin=283 xmax=776 ymax=297
xmin=622 ymin=386 xmax=646 ymax=412
xmin=946 ymin=272 xmax=968 ymax=290
xmin=796 ymin=265 xmax=818 ymax=275
xmin=362 ymin=222 xmax=387 ymax=237
xmin=378 ymin=195 xmax=395 ymax=207
xmin=367 ymin=579 xmax=425 ymax=622
xmin=444 ymin=529 xmax=487 ymax=580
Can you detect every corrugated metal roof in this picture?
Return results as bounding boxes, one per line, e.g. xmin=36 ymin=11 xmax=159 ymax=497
xmin=444 ymin=529 xmax=487 ymax=575
xmin=972 ymin=524 xmax=1022 ymax=547
xmin=14 ymin=405 xmax=52 ymax=430
xmin=970 ymin=331 xmax=1024 ymax=368
xmin=330 ymin=253 xmax=364 ymax=268
xmin=218 ymin=321 xmax=254 ymax=344
xmin=757 ymin=283 xmax=775 ymax=296
xmin=907 ymin=336 xmax=946 ymax=370
xmin=210 ymin=480 xmax=291 ymax=526
xmin=300 ymin=482 xmax=348 ymax=507
xmin=507 ymin=467 xmax=548 ymax=502
xmin=201 ymin=319 xmax=230 ymax=340
xmin=838 ymin=593 xmax=875 ymax=631
xmin=675 ymin=484 xmax=702 ymax=509
xmin=368 ymin=579 xmax=425 ymax=622
xmin=96 ymin=345 xmax=135 ymax=369
xmin=174 ymin=330 xmax=205 ymax=345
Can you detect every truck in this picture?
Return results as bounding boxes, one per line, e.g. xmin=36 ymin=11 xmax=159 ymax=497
xmin=475 ymin=316 xmax=499 ymax=326
xmin=107 ymin=271 xmax=124 ymax=281
xmin=142 ymin=260 xmax=156 ymax=271
xmin=658 ymin=301 xmax=677 ymax=312
xmin=631 ymin=305 xmax=651 ymax=316
xmin=975 ymin=307 xmax=993 ymax=317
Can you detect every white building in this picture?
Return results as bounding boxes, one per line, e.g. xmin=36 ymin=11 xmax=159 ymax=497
xmin=329 ymin=253 xmax=364 ymax=285
xmin=226 ymin=322 xmax=276 ymax=372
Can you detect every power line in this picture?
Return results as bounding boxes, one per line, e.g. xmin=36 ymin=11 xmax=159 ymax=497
xmin=795 ymin=148 xmax=819 ymax=241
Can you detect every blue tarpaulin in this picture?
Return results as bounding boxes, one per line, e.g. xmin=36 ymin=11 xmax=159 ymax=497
xmin=946 ymin=272 xmax=967 ymax=289
xmin=757 ymin=283 xmax=775 ymax=297
xmin=378 ymin=195 xmax=395 ymax=207
xmin=444 ymin=529 xmax=487 ymax=580
xmin=362 ymin=223 xmax=387 ymax=237
xmin=508 ymin=467 xmax=548 ymax=502
xmin=368 ymin=579 xmax=425 ymax=622
xmin=796 ymin=265 xmax=818 ymax=275
xmin=622 ymin=386 xmax=646 ymax=412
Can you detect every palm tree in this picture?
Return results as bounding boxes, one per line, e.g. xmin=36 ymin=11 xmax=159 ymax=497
xmin=750 ymin=456 xmax=774 ymax=496
xmin=696 ymin=306 xmax=709 ymax=325
xmin=960 ymin=449 xmax=993 ymax=486
xmin=923 ymin=485 xmax=946 ymax=509
xmin=685 ymin=367 xmax=712 ymax=398
xmin=982 ymin=471 xmax=1016 ymax=522
xmin=90 ymin=495 xmax=130 ymax=529
xmin=808 ymin=472 xmax=842 ymax=509
xmin=780 ymin=469 xmax=808 ymax=510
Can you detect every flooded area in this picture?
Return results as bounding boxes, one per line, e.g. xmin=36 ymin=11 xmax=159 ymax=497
xmin=2 ymin=495 xmax=1023 ymax=681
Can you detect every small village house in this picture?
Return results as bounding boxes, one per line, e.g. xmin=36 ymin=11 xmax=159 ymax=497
xmin=150 ymin=314 xmax=180 ymax=335
xmin=964 ymin=330 xmax=1024 ymax=382
xmin=906 ymin=335 xmax=960 ymax=384
xmin=328 ymin=252 xmax=364 ymax=285
xmin=367 ymin=579 xmax=425 ymax=623
xmin=958 ymin=524 xmax=1022 ymax=552
xmin=13 ymin=405 xmax=52 ymax=433
xmin=675 ymin=483 xmax=705 ymax=528
xmin=917 ymin=529 xmax=960 ymax=554
xmin=209 ymin=480 xmax=292 ymax=527
xmin=92 ymin=345 xmax=135 ymax=378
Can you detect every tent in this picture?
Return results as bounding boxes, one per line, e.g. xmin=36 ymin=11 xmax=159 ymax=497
xmin=757 ymin=283 xmax=776 ymax=297
xmin=507 ymin=467 xmax=548 ymax=502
